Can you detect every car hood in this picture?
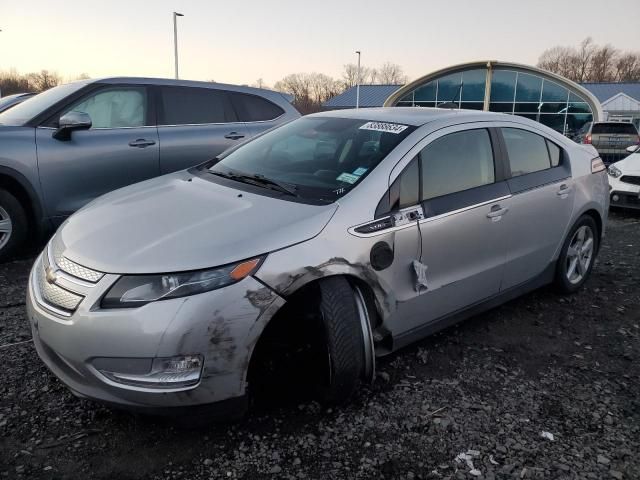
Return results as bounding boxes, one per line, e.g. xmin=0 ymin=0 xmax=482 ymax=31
xmin=615 ymin=153 xmax=640 ymax=174
xmin=57 ymin=170 xmax=338 ymax=274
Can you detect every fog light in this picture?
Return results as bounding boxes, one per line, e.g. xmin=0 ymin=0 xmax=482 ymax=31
xmin=99 ymin=355 xmax=203 ymax=389
xmin=612 ymin=194 xmax=620 ymax=202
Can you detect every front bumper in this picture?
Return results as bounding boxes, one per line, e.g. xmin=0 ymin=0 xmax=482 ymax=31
xmin=609 ymin=176 xmax=640 ymax=210
xmin=27 ymin=254 xmax=285 ymax=411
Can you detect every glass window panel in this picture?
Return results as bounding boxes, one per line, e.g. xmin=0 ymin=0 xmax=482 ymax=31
xmin=502 ymin=128 xmax=551 ymax=176
xmin=515 ymin=114 xmax=538 ymax=122
xmin=461 ymin=69 xmax=487 ymax=101
xmin=436 ymin=73 xmax=463 ymax=103
xmin=413 ymin=82 xmax=436 ymax=102
xmin=569 ymin=92 xmax=587 ymax=102
xmin=490 ymin=70 xmax=517 ymax=102
xmin=540 ymin=102 xmax=568 ymax=114
xmin=565 ymin=114 xmax=593 ymax=139
xmin=538 ymin=114 xmax=566 ymax=133
xmin=541 ymin=80 xmax=568 ymax=102
xmin=489 ymin=102 xmax=514 ymax=113
xmin=515 ymin=73 xmax=543 ymax=102
xmin=161 ymin=87 xmax=232 ymax=124
xmin=396 ymin=101 xmax=414 ymax=107
xmin=399 ymin=93 xmax=414 ymax=103
xmin=460 ymin=102 xmax=484 ymax=110
xmin=414 ymin=101 xmax=436 ymax=108
xmin=568 ymin=102 xmax=591 ymax=114
xmin=68 ymin=88 xmax=146 ymax=128
xmin=514 ymin=103 xmax=540 ymax=114
xmin=420 ymin=129 xmax=495 ymax=200
xmin=546 ymin=140 xmax=561 ymax=167
xmin=230 ymin=93 xmax=284 ymax=122
xmin=399 ymin=158 xmax=419 ymax=208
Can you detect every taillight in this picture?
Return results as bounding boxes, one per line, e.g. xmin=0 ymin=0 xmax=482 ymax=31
xmin=584 ymin=134 xmax=592 ymax=144
xmin=591 ymin=157 xmax=606 ymax=173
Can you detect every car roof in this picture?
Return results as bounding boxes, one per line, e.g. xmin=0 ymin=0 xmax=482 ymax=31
xmin=309 ymin=107 xmax=517 ymax=127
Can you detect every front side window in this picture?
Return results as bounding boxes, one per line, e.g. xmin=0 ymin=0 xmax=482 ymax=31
xmin=209 ymin=117 xmax=415 ymax=202
xmin=420 ymin=129 xmax=495 ymax=200
xmin=502 ymin=128 xmax=551 ymax=176
xmin=65 ymin=88 xmax=146 ymax=129
xmin=160 ymin=87 xmax=234 ymax=125
xmin=230 ymin=93 xmax=284 ymax=122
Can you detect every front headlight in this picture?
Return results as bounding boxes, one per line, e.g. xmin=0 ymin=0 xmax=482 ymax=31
xmin=101 ymin=256 xmax=264 ymax=308
xmin=608 ymin=164 xmax=622 ymax=178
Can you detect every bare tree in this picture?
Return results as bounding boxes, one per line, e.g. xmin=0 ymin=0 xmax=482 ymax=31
xmin=342 ymin=63 xmax=375 ymax=89
xmin=0 ymin=69 xmax=34 ymax=96
xmin=27 ymin=70 xmax=62 ymax=92
xmin=274 ymin=73 xmax=315 ymax=113
xmin=377 ymin=62 xmax=408 ymax=84
xmin=590 ymin=44 xmax=618 ymax=82
xmin=252 ymin=78 xmax=268 ymax=89
xmin=615 ymin=52 xmax=640 ymax=82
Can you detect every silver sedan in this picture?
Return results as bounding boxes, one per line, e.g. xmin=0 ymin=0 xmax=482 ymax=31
xmin=27 ymin=108 xmax=609 ymax=419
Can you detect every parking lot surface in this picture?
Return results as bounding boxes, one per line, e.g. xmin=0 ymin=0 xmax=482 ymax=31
xmin=1 ymin=211 xmax=639 ymax=479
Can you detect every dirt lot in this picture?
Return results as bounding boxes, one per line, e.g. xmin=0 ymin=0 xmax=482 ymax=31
xmin=1 ymin=211 xmax=639 ymax=480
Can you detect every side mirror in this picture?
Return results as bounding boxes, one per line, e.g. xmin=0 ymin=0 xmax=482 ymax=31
xmin=53 ymin=111 xmax=92 ymax=141
xmin=626 ymin=145 xmax=639 ymax=154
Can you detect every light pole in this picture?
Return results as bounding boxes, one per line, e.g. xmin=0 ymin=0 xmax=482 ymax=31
xmin=355 ymin=50 xmax=361 ymax=109
xmin=173 ymin=12 xmax=184 ymax=79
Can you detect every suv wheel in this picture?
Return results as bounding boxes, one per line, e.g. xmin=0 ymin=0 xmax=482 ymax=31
xmin=554 ymin=215 xmax=598 ymax=294
xmin=0 ymin=189 xmax=28 ymax=262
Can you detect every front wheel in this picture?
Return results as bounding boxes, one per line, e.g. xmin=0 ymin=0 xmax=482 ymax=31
xmin=554 ymin=215 xmax=598 ymax=294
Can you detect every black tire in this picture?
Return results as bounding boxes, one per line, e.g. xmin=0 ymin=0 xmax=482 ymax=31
xmin=316 ymin=276 xmax=365 ymax=404
xmin=0 ymin=189 xmax=28 ymax=262
xmin=554 ymin=215 xmax=599 ymax=294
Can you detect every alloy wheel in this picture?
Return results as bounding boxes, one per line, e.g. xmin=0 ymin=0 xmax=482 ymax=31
xmin=565 ymin=225 xmax=594 ymax=285
xmin=0 ymin=206 xmax=12 ymax=251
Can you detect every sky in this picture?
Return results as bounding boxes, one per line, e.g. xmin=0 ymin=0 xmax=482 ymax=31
xmin=1 ymin=0 xmax=639 ymax=86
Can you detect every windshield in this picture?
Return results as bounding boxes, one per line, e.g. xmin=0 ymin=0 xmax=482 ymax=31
xmin=209 ymin=117 xmax=415 ymax=202
xmin=0 ymin=82 xmax=87 ymax=126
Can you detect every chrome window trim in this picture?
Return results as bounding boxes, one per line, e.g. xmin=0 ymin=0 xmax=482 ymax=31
xmin=156 ymin=112 xmax=284 ymax=128
xmin=348 ymin=195 xmax=512 ymax=238
xmin=37 ymin=125 xmax=157 ymax=131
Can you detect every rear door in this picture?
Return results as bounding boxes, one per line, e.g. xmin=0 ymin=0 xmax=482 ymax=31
xmin=498 ymin=126 xmax=574 ymax=290
xmin=35 ymin=85 xmax=159 ymax=220
xmin=156 ymin=86 xmax=249 ymax=173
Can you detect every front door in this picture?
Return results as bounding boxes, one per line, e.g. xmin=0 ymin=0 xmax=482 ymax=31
xmin=156 ymin=86 xmax=249 ymax=174
xmin=394 ymin=127 xmax=511 ymax=336
xmin=36 ymin=85 xmax=159 ymax=219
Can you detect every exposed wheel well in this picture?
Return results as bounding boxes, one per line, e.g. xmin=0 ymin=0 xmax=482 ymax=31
xmin=246 ymin=275 xmax=378 ymax=407
xmin=581 ymin=209 xmax=603 ymax=252
xmin=0 ymin=174 xmax=36 ymax=234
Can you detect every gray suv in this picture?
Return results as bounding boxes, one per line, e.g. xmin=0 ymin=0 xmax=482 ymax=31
xmin=0 ymin=77 xmax=299 ymax=259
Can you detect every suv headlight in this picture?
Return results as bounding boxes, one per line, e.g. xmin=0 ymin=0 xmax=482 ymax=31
xmin=608 ymin=164 xmax=622 ymax=178
xmin=101 ymin=257 xmax=264 ymax=308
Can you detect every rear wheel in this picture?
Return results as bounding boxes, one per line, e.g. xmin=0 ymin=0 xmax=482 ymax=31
xmin=554 ymin=215 xmax=598 ymax=294
xmin=0 ymin=189 xmax=28 ymax=262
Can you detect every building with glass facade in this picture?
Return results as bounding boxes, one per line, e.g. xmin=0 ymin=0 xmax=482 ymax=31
xmin=383 ymin=61 xmax=603 ymax=138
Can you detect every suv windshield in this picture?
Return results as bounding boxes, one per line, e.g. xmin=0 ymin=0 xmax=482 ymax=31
xmin=592 ymin=123 xmax=638 ymax=135
xmin=0 ymin=82 xmax=87 ymax=126
xmin=209 ymin=116 xmax=415 ymax=202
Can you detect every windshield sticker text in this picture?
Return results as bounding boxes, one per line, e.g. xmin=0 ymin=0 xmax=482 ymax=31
xmin=353 ymin=167 xmax=368 ymax=176
xmin=336 ymin=172 xmax=359 ymax=184
xmin=359 ymin=122 xmax=409 ymax=134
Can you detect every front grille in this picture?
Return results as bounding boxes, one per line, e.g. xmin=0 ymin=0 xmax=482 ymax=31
xmin=51 ymin=236 xmax=104 ymax=283
xmin=35 ymin=259 xmax=84 ymax=312
xmin=620 ymin=175 xmax=640 ymax=186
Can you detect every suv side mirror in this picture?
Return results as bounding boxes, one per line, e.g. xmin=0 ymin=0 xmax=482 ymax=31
xmin=626 ymin=145 xmax=639 ymax=154
xmin=53 ymin=111 xmax=92 ymax=141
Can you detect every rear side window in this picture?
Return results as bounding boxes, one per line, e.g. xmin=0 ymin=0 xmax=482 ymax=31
xmin=420 ymin=129 xmax=495 ymax=200
xmin=160 ymin=87 xmax=235 ymax=125
xmin=591 ymin=123 xmax=638 ymax=135
xmin=502 ymin=128 xmax=551 ymax=177
xmin=230 ymin=92 xmax=284 ymax=122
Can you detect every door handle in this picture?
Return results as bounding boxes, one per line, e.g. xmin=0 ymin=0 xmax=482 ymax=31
xmin=556 ymin=184 xmax=572 ymax=196
xmin=128 ymin=138 xmax=156 ymax=148
xmin=487 ymin=204 xmax=509 ymax=219
xmin=224 ymin=132 xmax=245 ymax=140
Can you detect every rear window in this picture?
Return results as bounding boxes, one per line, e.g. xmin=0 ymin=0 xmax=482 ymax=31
xmin=160 ymin=87 xmax=236 ymax=125
xmin=591 ymin=123 xmax=638 ymax=135
xmin=230 ymin=92 xmax=284 ymax=122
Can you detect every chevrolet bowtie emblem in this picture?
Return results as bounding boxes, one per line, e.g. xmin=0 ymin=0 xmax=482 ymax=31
xmin=45 ymin=266 xmax=58 ymax=285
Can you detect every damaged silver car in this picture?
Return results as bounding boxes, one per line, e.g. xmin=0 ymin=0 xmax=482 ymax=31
xmin=27 ymin=108 xmax=609 ymax=418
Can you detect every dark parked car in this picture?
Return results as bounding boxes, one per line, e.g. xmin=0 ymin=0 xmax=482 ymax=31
xmin=0 ymin=93 xmax=35 ymax=113
xmin=0 ymin=77 xmax=299 ymax=260
xmin=574 ymin=121 xmax=639 ymax=165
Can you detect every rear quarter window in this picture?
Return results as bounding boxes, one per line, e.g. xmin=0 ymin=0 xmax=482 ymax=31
xmin=230 ymin=92 xmax=284 ymax=122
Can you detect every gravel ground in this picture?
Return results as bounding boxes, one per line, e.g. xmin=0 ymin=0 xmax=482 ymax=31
xmin=1 ymin=210 xmax=639 ymax=480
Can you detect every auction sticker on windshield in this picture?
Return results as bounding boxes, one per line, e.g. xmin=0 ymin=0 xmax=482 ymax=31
xmin=359 ymin=121 xmax=409 ymax=134
xmin=336 ymin=172 xmax=359 ymax=184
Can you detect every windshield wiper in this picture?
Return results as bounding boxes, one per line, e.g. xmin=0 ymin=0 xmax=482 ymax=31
xmin=210 ymin=171 xmax=299 ymax=197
